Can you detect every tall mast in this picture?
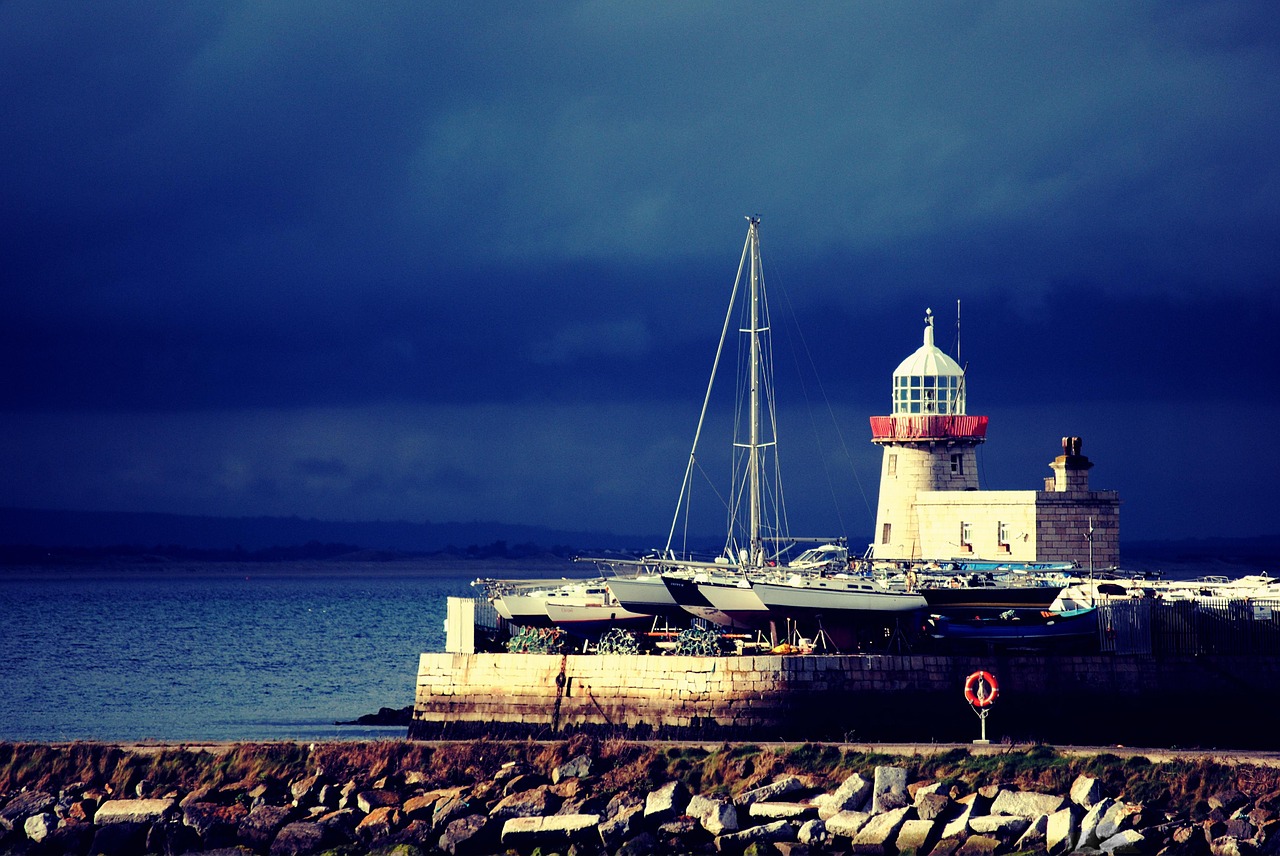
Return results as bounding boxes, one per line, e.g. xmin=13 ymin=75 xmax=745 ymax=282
xmin=747 ymin=215 xmax=762 ymax=566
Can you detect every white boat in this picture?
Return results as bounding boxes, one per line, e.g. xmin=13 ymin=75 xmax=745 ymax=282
xmin=543 ymin=601 xmax=655 ymax=636
xmin=752 ymin=573 xmax=927 ymax=616
xmin=481 ymin=579 xmax=634 ymax=628
xmin=604 ymin=572 xmax=685 ymax=619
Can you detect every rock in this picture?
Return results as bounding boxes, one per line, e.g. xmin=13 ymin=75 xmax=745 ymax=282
xmin=797 ymin=818 xmax=827 ymax=846
xmin=146 ymin=819 xmax=203 ymax=854
xmin=930 ymin=835 xmax=967 ymax=856
xmin=1214 ymin=837 xmax=1259 ymax=856
xmin=250 ymin=781 xmax=289 ymax=809
xmin=688 ymin=794 xmax=740 ymax=835
xmin=825 ymin=809 xmax=872 ymax=839
xmin=895 ymin=817 xmax=939 ymax=854
xmin=43 ymin=819 xmax=94 ymax=855
xmin=270 ymin=820 xmax=329 ymax=855
xmin=403 ymin=792 xmax=442 ymax=821
xmin=316 ymin=807 xmax=361 ymax=843
xmin=991 ymin=788 xmax=1066 ymax=819
xmin=1096 ymin=800 xmax=1141 ymax=841
xmin=88 ymin=822 xmax=149 ymax=856
xmin=645 ymin=780 xmax=691 ymax=825
xmin=94 ymin=797 xmax=178 ymax=825
xmin=432 ymin=794 xmax=474 ymax=830
xmin=1072 ymin=774 xmax=1105 ymax=809
xmin=490 ymin=786 xmax=560 ymax=821
xmin=1101 ymin=828 xmax=1148 ymax=854
xmin=1080 ymin=796 xmax=1118 ymax=849
xmin=552 ymin=754 xmax=593 ymax=784
xmin=968 ymin=814 xmax=1031 ymax=838
xmin=22 ymin=811 xmax=57 ymax=843
xmin=356 ymin=788 xmax=401 ymax=814
xmin=494 ymin=759 xmax=528 ymax=781
xmin=316 ymin=783 xmax=340 ymax=809
xmin=851 ymin=805 xmax=911 ymax=854
xmin=751 ymin=801 xmax=818 ymax=821
xmin=502 ymin=772 xmax=549 ymax=795
xmin=1210 ymin=790 xmax=1249 ymax=813
xmin=942 ymin=796 xmax=979 ymax=840
xmin=1225 ymin=818 xmax=1256 ymax=840
xmin=356 ymin=806 xmax=403 ymax=844
xmin=1047 ymin=805 xmax=1081 ymax=854
xmin=825 ymin=772 xmax=873 ymax=816
xmin=872 ymin=767 xmax=909 ymax=814
xmin=658 ymin=815 xmax=704 ymax=850
xmin=606 ymin=790 xmax=644 ymax=818
xmin=500 ymin=813 xmax=601 ymax=849
xmin=438 ymin=813 xmax=498 ymax=856
xmin=616 ymin=831 xmax=659 ymax=856
xmin=715 ymin=819 xmax=796 ymax=851
xmin=183 ymin=801 xmax=248 ymax=848
xmin=0 ymin=791 xmax=55 ymax=831
xmin=1015 ymin=813 xmax=1050 ymax=852
xmin=737 ymin=775 xmax=806 ymax=808
xmin=744 ymin=843 xmax=786 ymax=856
xmin=238 ymin=804 xmax=295 ymax=852
xmin=600 ymin=801 xmax=646 ymax=849
xmin=290 ymin=774 xmax=327 ymax=807
xmin=65 ymin=798 xmax=97 ymax=822
xmin=916 ymin=792 xmax=952 ymax=821
xmin=955 ymin=834 xmax=1002 ymax=855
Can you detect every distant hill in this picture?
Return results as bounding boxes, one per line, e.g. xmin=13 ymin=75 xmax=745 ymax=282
xmin=0 ymin=506 xmax=676 ymax=559
xmin=1 ymin=506 xmax=1275 ymax=572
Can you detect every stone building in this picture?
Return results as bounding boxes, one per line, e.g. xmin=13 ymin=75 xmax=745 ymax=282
xmin=869 ymin=310 xmax=1119 ymax=567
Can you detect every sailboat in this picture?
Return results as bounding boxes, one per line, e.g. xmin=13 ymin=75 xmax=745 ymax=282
xmin=599 ymin=218 xmax=854 ymax=638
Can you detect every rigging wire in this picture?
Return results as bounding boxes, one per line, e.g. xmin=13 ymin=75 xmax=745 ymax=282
xmin=766 ymin=259 xmax=877 ymax=535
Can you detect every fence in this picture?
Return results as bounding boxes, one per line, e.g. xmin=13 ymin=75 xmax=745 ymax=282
xmin=1098 ymin=598 xmax=1280 ymax=656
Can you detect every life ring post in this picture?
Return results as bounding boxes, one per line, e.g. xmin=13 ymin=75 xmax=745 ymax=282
xmin=963 ymin=670 xmax=999 ymax=744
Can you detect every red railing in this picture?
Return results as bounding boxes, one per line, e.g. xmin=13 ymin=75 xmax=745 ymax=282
xmin=869 ymin=414 xmax=989 ymax=441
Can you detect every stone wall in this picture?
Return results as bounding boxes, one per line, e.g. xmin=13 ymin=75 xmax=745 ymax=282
xmin=1034 ymin=490 xmax=1120 ymax=566
xmin=910 ymin=488 xmax=1119 ymax=566
xmin=411 ymin=651 xmax=1280 ymax=747
xmin=872 ymin=443 xmax=981 ymax=560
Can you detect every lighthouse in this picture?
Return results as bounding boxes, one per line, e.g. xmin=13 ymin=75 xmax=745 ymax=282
xmin=867 ymin=308 xmax=1120 ymax=567
xmin=869 ymin=309 xmax=989 ymax=560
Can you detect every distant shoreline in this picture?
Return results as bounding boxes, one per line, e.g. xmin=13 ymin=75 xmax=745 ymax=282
xmin=0 ymin=555 xmax=589 ymax=579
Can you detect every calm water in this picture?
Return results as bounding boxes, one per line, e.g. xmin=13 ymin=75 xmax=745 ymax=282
xmin=0 ymin=561 xmax=583 ymax=743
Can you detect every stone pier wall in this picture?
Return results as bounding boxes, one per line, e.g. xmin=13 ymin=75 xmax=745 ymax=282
xmin=410 ymin=651 xmax=1280 ymax=747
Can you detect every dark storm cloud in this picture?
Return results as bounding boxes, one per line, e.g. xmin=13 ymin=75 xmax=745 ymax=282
xmin=2 ymin=2 xmax=1278 ymax=540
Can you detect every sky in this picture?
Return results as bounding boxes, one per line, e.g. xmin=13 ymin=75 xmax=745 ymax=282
xmin=3 ymin=2 xmax=1279 ymax=546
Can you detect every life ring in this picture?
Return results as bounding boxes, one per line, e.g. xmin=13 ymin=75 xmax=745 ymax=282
xmin=964 ymin=671 xmax=999 ymax=707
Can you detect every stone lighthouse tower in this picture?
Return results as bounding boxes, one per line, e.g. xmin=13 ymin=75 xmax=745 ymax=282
xmin=869 ymin=309 xmax=989 ymax=560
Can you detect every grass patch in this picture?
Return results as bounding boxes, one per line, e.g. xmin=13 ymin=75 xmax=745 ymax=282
xmin=2 ymin=739 xmax=1278 ymax=822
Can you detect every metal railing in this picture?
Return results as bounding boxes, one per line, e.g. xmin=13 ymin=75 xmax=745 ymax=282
xmin=1098 ymin=598 xmax=1280 ymax=656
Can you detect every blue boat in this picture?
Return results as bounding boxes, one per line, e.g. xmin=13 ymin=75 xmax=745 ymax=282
xmin=927 ymin=606 xmax=1098 ymax=644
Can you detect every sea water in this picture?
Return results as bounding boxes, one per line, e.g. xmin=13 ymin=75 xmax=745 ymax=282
xmin=0 ymin=561 xmax=583 ymax=743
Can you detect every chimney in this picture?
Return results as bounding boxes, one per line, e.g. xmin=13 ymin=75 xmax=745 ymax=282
xmin=1049 ymin=436 xmax=1093 ymax=493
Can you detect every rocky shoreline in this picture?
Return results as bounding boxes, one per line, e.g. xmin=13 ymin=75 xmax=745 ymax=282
xmin=2 ymin=739 xmax=1279 ymax=855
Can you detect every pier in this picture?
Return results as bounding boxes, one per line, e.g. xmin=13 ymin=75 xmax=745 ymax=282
xmin=412 ymin=595 xmax=1280 ymax=747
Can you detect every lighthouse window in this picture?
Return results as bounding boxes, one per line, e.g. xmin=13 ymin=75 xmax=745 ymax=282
xmin=998 ymin=521 xmax=1009 ymax=545
xmin=960 ymin=521 xmax=972 ymax=547
xmin=881 ymin=523 xmax=892 ymax=545
xmin=887 ymin=454 xmax=897 ymax=476
xmin=950 ymin=454 xmax=963 ymax=475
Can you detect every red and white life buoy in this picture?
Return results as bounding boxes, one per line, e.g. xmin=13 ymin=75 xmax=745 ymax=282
xmin=964 ymin=670 xmax=999 ymax=708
